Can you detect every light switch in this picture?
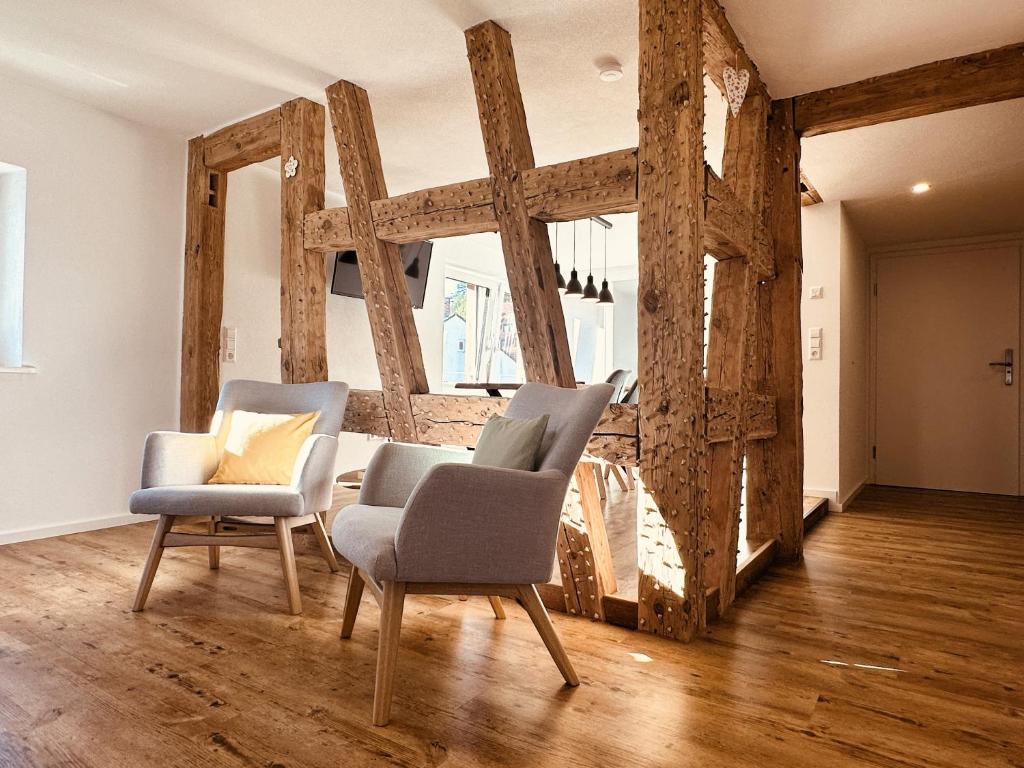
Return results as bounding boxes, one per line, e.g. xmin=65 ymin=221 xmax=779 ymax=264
xmin=810 ymin=336 xmax=822 ymax=349
xmin=809 ymin=286 xmax=824 ymax=299
xmin=222 ymin=327 xmax=237 ymax=363
xmin=809 ymin=327 xmax=822 ymax=339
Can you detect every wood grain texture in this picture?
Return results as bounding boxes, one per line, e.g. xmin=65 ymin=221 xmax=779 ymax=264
xmin=371 ymin=178 xmax=497 ymax=243
xmin=704 ymin=165 xmax=773 ymax=276
xmin=303 ymin=207 xmax=354 ymax=252
xmin=326 ymin=80 xmax=428 ymax=441
xmin=702 ymin=0 xmax=770 ymax=102
xmin=202 ymin=107 xmax=282 ymax=172
xmin=636 ymin=0 xmax=708 ymax=641
xmin=279 ymin=98 xmax=328 ymax=385
xmin=522 ymin=148 xmax=638 ymax=221
xmin=179 ymin=137 xmax=225 ymax=432
xmin=3 ymin=486 xmax=1018 ymax=765
xmin=746 ymin=99 xmax=804 ymax=558
xmin=340 ymin=389 xmax=390 ymax=437
xmin=795 ymin=42 xmax=1024 ymax=137
xmin=465 ymin=21 xmax=575 ymax=389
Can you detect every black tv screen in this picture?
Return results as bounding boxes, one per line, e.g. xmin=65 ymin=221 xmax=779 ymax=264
xmin=330 ymin=241 xmax=432 ymax=309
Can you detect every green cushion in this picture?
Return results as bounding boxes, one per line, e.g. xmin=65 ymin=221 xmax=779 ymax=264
xmin=471 ymin=414 xmax=550 ymax=471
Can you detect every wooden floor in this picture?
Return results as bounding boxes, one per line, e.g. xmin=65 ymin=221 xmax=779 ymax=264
xmin=0 ymin=485 xmax=1021 ymax=767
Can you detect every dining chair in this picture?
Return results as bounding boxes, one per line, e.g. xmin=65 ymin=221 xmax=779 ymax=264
xmin=129 ymin=379 xmax=349 ymax=615
xmin=331 ymin=381 xmax=614 ymax=725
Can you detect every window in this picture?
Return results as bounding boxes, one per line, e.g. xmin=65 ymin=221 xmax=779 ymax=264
xmin=441 ymin=270 xmax=523 ymax=388
xmin=0 ymin=162 xmax=27 ymax=370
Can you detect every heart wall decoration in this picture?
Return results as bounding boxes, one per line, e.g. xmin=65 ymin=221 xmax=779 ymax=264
xmin=723 ymin=65 xmax=750 ymax=117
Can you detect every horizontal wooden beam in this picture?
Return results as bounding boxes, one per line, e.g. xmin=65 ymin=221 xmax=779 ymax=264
xmin=794 ymin=42 xmax=1024 ymax=137
xmin=203 ymin=107 xmax=282 ymax=173
xmin=305 ymin=154 xmax=769 ymax=275
xmin=340 ymin=387 xmax=775 ymax=463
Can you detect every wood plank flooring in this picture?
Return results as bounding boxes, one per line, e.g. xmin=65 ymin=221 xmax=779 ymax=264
xmin=0 ymin=485 xmax=1020 ymax=767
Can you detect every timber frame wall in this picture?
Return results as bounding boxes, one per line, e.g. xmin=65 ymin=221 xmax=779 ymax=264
xmin=176 ymin=0 xmax=1024 ymax=641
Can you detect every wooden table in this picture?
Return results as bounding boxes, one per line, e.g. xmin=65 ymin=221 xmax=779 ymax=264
xmin=454 ymin=382 xmax=525 ymax=397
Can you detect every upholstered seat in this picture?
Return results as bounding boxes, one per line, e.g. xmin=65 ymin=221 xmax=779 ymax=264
xmin=130 ymin=484 xmax=306 ymax=518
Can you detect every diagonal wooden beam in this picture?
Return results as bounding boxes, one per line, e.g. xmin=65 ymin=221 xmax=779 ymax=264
xmin=279 ymin=98 xmax=328 ymax=384
xmin=794 ymin=42 xmax=1024 ymax=137
xmin=466 ymin=20 xmax=615 ymax=622
xmin=636 ymin=0 xmax=709 ymax=642
xmin=465 ymin=20 xmax=575 ymax=388
xmin=702 ymin=0 xmax=770 ymax=102
xmin=203 ymin=107 xmax=282 ymax=173
xmin=326 ymin=80 xmax=428 ymax=441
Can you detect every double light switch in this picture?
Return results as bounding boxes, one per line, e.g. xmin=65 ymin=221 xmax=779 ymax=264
xmin=809 ymin=327 xmax=822 ymax=360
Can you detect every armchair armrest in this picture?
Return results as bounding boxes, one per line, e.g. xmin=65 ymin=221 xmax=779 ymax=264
xmin=140 ymin=432 xmax=218 ymax=488
xmin=359 ymin=442 xmax=471 ymax=508
xmin=290 ymin=434 xmax=340 ymax=513
xmin=394 ymin=464 xmax=570 ymax=584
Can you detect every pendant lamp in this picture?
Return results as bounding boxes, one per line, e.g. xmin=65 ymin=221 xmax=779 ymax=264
xmin=598 ymin=223 xmax=614 ymax=304
xmin=565 ymin=220 xmax=583 ymax=296
xmin=553 ymin=222 xmax=567 ymax=293
xmin=581 ymin=218 xmax=600 ymax=302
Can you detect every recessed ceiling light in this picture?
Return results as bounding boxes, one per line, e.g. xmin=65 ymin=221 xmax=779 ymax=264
xmin=911 ymin=182 xmax=931 ymax=194
xmin=597 ymin=58 xmax=623 ymax=82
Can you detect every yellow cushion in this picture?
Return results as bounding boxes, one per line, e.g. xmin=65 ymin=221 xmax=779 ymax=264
xmin=208 ymin=410 xmax=320 ymax=485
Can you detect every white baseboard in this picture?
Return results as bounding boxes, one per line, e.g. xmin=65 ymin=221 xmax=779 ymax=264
xmin=0 ymin=513 xmax=148 ymax=546
xmin=837 ymin=480 xmax=868 ymax=511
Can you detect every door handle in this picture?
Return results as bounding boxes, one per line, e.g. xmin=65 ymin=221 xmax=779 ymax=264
xmin=988 ymin=349 xmax=1013 ymax=385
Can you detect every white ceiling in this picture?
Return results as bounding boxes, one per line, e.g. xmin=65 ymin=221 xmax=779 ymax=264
xmin=3 ymin=0 xmax=1022 ymax=246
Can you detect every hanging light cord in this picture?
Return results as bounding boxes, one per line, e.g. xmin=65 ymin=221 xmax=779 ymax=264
xmin=603 ymin=224 xmax=608 ymax=275
xmin=589 ymin=219 xmax=594 ymax=274
xmin=572 ymin=221 xmax=577 ymax=268
xmin=554 ymin=222 xmax=558 ymax=262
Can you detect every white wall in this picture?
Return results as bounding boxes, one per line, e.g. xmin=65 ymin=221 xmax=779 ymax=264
xmin=800 ymin=200 xmax=871 ymax=509
xmin=0 ymin=76 xmax=184 ymax=543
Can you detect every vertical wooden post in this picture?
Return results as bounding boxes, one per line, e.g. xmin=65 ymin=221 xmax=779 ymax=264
xmin=465 ymin=21 xmax=613 ymax=619
xmin=464 ymin=21 xmax=575 ymax=388
xmin=280 ymin=98 xmax=328 ymax=385
xmin=746 ymin=98 xmax=804 ymax=559
xmin=704 ymin=93 xmax=768 ymax=613
xmin=180 ymin=136 xmax=226 ymax=432
xmin=636 ymin=0 xmax=708 ymax=641
xmin=326 ymin=81 xmax=428 ymax=442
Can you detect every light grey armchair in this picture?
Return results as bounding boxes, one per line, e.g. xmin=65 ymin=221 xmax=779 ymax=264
xmin=331 ymin=381 xmax=614 ymax=726
xmin=129 ymin=379 xmax=349 ymax=615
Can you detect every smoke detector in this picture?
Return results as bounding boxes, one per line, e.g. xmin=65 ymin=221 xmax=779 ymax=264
xmin=597 ymin=58 xmax=623 ymax=82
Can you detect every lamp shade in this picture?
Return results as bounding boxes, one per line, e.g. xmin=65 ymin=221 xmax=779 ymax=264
xmin=555 ymin=262 xmax=567 ymax=293
xmin=598 ymin=279 xmax=614 ymax=304
xmin=566 ymin=268 xmax=583 ymax=296
xmin=582 ymin=274 xmax=600 ymax=302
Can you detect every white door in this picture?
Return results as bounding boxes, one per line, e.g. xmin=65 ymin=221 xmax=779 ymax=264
xmin=874 ymin=244 xmax=1021 ymax=495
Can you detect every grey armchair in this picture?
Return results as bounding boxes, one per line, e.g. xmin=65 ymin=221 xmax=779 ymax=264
xmin=331 ymin=381 xmax=614 ymax=726
xmin=129 ymin=379 xmax=349 ymax=615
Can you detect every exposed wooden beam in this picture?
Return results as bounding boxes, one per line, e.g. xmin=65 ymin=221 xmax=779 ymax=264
xmin=203 ymin=107 xmax=282 ymax=173
xmin=746 ymin=99 xmax=804 ymax=560
xmin=465 ymin=20 xmax=575 ymax=388
xmin=340 ymin=389 xmax=390 ymax=437
xmin=305 ymin=156 xmax=769 ymax=275
xmin=705 ymin=89 xmax=768 ymax=618
xmin=702 ymin=0 xmax=770 ymax=102
xmin=179 ymin=137 xmax=226 ymax=432
xmin=800 ymin=171 xmax=823 ymax=206
xmin=326 ymin=80 xmax=429 ymax=442
xmin=794 ymin=42 xmax=1024 ymax=137
xmin=279 ymin=98 xmax=328 ymax=384
xmin=636 ymin=0 xmax=708 ymax=642
xmin=466 ymin=20 xmax=609 ymax=621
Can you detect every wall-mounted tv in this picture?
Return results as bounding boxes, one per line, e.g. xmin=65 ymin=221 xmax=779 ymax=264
xmin=330 ymin=241 xmax=433 ymax=309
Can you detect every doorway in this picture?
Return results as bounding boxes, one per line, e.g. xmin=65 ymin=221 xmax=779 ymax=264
xmin=872 ymin=240 xmax=1022 ymax=495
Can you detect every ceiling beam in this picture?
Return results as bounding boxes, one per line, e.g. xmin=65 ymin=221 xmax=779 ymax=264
xmin=203 ymin=107 xmax=282 ymax=172
xmin=794 ymin=42 xmax=1024 ymax=138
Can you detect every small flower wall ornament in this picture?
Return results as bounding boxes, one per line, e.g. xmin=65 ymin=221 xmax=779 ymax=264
xmin=723 ymin=52 xmax=749 ymax=117
xmin=284 ymin=156 xmax=299 ymax=178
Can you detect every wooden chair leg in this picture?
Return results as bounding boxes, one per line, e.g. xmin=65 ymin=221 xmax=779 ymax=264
xmin=623 ymin=465 xmax=635 ymax=491
xmin=340 ymin=567 xmax=365 ymax=639
xmin=516 ymin=584 xmax=579 ymax=686
xmin=132 ymin=515 xmax=175 ymax=612
xmin=592 ymin=463 xmax=607 ymax=500
xmin=312 ymin=511 xmax=339 ymax=573
xmin=208 ymin=515 xmax=221 ymax=570
xmin=608 ymin=464 xmax=629 ymax=492
xmin=274 ymin=517 xmax=302 ymax=615
xmin=373 ymin=581 xmax=406 ymax=726
xmin=488 ymin=595 xmax=506 ymax=620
